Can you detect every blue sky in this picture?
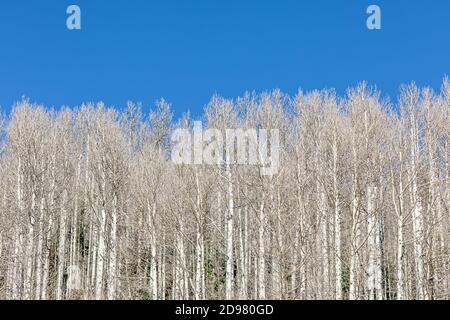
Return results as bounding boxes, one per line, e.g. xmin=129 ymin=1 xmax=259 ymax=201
xmin=0 ymin=0 xmax=449 ymax=118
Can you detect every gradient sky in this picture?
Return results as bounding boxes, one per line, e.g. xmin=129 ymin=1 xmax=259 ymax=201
xmin=0 ymin=0 xmax=449 ymax=118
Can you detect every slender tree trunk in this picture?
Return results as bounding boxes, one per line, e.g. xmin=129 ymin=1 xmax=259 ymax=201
xmin=332 ymin=133 xmax=342 ymax=300
xmin=319 ymin=184 xmax=329 ymax=299
xmin=391 ymin=146 xmax=405 ymax=300
xmin=444 ymin=140 xmax=450 ymax=296
xmin=95 ymin=166 xmax=107 ymax=300
xmin=174 ymin=220 xmax=186 ymax=300
xmin=194 ymin=170 xmax=204 ymax=300
xmin=258 ymin=192 xmax=266 ymax=299
xmin=85 ymin=205 xmax=94 ymax=299
xmin=316 ymin=130 xmax=329 ymax=300
xmin=238 ymin=205 xmax=248 ymax=299
xmin=148 ymin=200 xmax=158 ymax=300
xmin=94 ymin=205 xmax=106 ymax=300
xmin=427 ymin=130 xmax=445 ymax=297
xmin=23 ymin=187 xmax=36 ymax=300
xmin=35 ymin=196 xmax=45 ymax=299
xmin=349 ymin=142 xmax=361 ymax=300
xmin=107 ymin=194 xmax=118 ymax=300
xmin=11 ymin=224 xmax=22 ymax=299
xmin=68 ymin=165 xmax=80 ymax=299
xmin=272 ymin=186 xmax=283 ymax=299
xmin=84 ymin=137 xmax=92 ymax=299
xmin=41 ymin=206 xmax=53 ymax=300
xmin=159 ymin=231 xmax=166 ymax=300
xmin=410 ymin=113 xmax=426 ymax=300
xmin=296 ymin=159 xmax=307 ymax=299
xmin=367 ymin=184 xmax=382 ymax=299
xmin=225 ymin=162 xmax=234 ymax=300
xmin=56 ymin=190 xmax=68 ymax=300
xmin=12 ymin=157 xmax=24 ymax=299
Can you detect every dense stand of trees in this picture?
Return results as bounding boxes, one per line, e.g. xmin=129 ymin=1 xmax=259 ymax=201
xmin=0 ymin=81 xmax=448 ymax=300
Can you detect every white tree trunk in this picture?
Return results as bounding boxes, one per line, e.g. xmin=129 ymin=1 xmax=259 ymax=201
xmin=68 ymin=165 xmax=80 ymax=299
xmin=174 ymin=220 xmax=186 ymax=300
xmin=12 ymin=157 xmax=24 ymax=299
xmin=95 ymin=205 xmax=106 ymax=300
xmin=225 ymin=162 xmax=234 ymax=300
xmin=258 ymin=193 xmax=266 ymax=299
xmin=148 ymin=201 xmax=158 ymax=300
xmin=367 ymin=184 xmax=382 ymax=299
xmin=158 ymin=231 xmax=166 ymax=300
xmin=35 ymin=196 xmax=45 ymax=299
xmin=194 ymin=170 xmax=204 ymax=300
xmin=238 ymin=205 xmax=248 ymax=299
xmin=11 ymin=224 xmax=22 ymax=299
xmin=107 ymin=194 xmax=118 ymax=300
xmin=23 ymin=187 xmax=36 ymax=300
xmin=56 ymin=190 xmax=68 ymax=300
xmin=272 ymin=186 xmax=283 ymax=299
xmin=410 ymin=113 xmax=426 ymax=300
xmin=95 ymin=169 xmax=107 ymax=301
xmin=41 ymin=207 xmax=53 ymax=300
xmin=444 ymin=140 xmax=450 ymax=295
xmin=319 ymin=183 xmax=329 ymax=299
xmin=391 ymin=147 xmax=405 ymax=300
xmin=332 ymin=134 xmax=342 ymax=300
xmin=349 ymin=143 xmax=361 ymax=300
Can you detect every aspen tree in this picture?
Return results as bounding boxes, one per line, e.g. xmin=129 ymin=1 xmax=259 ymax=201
xmin=401 ymin=85 xmax=428 ymax=300
xmin=0 ymin=83 xmax=448 ymax=300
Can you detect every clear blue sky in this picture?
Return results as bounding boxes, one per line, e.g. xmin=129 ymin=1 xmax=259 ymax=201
xmin=0 ymin=0 xmax=449 ymax=118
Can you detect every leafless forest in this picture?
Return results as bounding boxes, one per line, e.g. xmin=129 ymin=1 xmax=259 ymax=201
xmin=0 ymin=81 xmax=448 ymax=300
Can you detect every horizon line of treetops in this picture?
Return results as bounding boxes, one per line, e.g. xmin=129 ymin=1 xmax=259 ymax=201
xmin=0 ymin=79 xmax=448 ymax=300
xmin=2 ymin=81 xmax=448 ymax=121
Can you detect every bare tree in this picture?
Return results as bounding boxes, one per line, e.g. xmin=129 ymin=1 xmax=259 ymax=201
xmin=0 ymin=81 xmax=448 ymax=300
